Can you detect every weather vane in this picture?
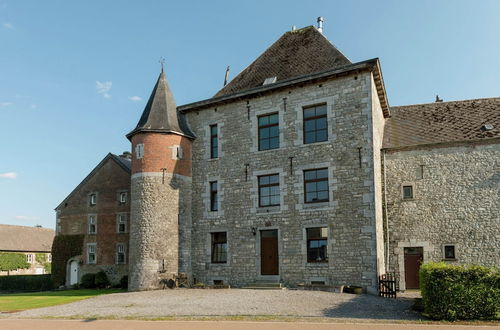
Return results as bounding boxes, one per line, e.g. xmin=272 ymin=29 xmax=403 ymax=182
xmin=159 ymin=57 xmax=165 ymax=72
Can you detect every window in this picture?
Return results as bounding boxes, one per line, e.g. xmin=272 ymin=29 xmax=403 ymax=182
xmin=47 ymin=254 xmax=52 ymax=262
xmin=210 ymin=181 xmax=218 ymax=211
xmin=403 ymin=185 xmax=413 ymax=199
xmin=88 ymin=215 xmax=96 ymax=234
xmin=135 ymin=143 xmax=144 ymax=159
xmin=210 ymin=124 xmax=218 ymax=158
xmin=258 ymin=174 xmax=280 ymax=207
xmin=119 ymin=192 xmax=127 ymax=204
xmin=307 ymin=227 xmax=328 ymax=262
xmin=304 ymin=168 xmax=329 ymax=203
xmin=26 ymin=254 xmax=33 ymax=263
xmin=211 ymin=232 xmax=227 ymax=263
xmin=117 ymin=214 xmax=127 ymax=233
xmin=89 ymin=193 xmax=97 ymax=206
xmin=87 ymin=243 xmax=96 ymax=264
xmin=116 ymin=243 xmax=126 ymax=264
xmin=303 ymin=104 xmax=328 ymax=144
xmin=258 ymin=113 xmax=279 ymax=151
xmin=444 ymin=245 xmax=456 ymax=260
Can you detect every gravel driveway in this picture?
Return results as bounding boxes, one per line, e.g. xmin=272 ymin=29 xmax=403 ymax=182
xmin=2 ymin=289 xmax=422 ymax=320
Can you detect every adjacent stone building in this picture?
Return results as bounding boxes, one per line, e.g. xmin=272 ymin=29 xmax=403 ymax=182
xmin=55 ymin=22 xmax=499 ymax=292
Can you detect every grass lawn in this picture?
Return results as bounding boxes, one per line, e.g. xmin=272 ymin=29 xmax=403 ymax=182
xmin=0 ymin=289 xmax=124 ymax=312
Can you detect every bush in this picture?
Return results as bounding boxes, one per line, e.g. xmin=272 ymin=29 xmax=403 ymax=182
xmin=119 ymin=275 xmax=128 ymax=289
xmin=80 ymin=273 xmax=96 ymax=288
xmin=0 ymin=274 xmax=53 ymax=292
xmin=94 ymin=271 xmax=110 ymax=288
xmin=420 ymin=262 xmax=500 ymax=320
xmin=0 ymin=252 xmax=30 ymax=273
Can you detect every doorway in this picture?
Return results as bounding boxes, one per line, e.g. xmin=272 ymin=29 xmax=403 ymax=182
xmin=404 ymin=247 xmax=423 ymax=289
xmin=260 ymin=229 xmax=279 ymax=275
xmin=69 ymin=260 xmax=79 ymax=285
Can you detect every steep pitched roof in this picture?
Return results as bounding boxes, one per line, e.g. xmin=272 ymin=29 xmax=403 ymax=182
xmin=0 ymin=224 xmax=54 ymax=252
xmin=127 ymin=71 xmax=194 ymax=140
xmin=55 ymin=153 xmax=131 ymax=210
xmin=214 ymin=26 xmax=351 ymax=97
xmin=383 ymin=97 xmax=500 ymax=149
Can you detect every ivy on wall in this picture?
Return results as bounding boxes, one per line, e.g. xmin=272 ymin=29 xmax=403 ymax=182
xmin=51 ymin=234 xmax=84 ymax=286
xmin=0 ymin=252 xmax=30 ymax=275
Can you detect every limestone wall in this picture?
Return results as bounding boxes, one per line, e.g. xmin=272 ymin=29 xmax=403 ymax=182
xmin=385 ymin=141 xmax=500 ymax=289
xmin=185 ymin=71 xmax=386 ymax=291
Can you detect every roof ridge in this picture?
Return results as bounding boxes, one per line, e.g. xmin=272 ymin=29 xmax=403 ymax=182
xmin=392 ymin=96 xmax=500 ymax=109
xmin=0 ymin=223 xmax=54 ymax=230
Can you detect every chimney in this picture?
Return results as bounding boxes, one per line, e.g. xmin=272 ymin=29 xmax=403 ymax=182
xmin=435 ymin=95 xmax=443 ymax=103
xmin=317 ymin=16 xmax=324 ymax=33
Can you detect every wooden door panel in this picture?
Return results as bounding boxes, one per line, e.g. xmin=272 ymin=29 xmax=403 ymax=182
xmin=404 ymin=247 xmax=423 ymax=289
xmin=261 ymin=230 xmax=279 ymax=275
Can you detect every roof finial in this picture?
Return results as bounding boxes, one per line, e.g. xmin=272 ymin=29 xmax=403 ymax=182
xmin=435 ymin=94 xmax=443 ymax=103
xmin=159 ymin=57 xmax=165 ymax=73
xmin=317 ymin=16 xmax=324 ymax=33
xmin=224 ymin=66 xmax=230 ymax=86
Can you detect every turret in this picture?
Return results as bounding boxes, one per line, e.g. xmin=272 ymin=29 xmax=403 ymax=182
xmin=127 ymin=68 xmax=194 ymax=291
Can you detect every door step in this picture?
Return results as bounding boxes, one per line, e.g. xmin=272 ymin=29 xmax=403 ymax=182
xmin=242 ymin=282 xmax=284 ymax=290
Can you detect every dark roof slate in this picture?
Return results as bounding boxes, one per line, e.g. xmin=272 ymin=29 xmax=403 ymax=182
xmin=383 ymin=97 xmax=500 ymax=149
xmin=214 ymin=26 xmax=351 ymax=97
xmin=127 ymin=71 xmax=194 ymax=139
xmin=0 ymin=224 xmax=54 ymax=252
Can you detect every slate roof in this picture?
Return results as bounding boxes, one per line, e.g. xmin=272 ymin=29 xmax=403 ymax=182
xmin=383 ymin=97 xmax=500 ymax=149
xmin=127 ymin=71 xmax=194 ymax=140
xmin=214 ymin=26 xmax=352 ymax=97
xmin=0 ymin=224 xmax=54 ymax=252
xmin=55 ymin=153 xmax=131 ymax=210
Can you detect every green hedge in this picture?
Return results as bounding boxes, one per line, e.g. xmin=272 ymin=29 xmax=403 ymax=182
xmin=0 ymin=252 xmax=30 ymax=272
xmin=0 ymin=274 xmax=53 ymax=292
xmin=51 ymin=234 xmax=84 ymax=286
xmin=420 ymin=262 xmax=500 ymax=320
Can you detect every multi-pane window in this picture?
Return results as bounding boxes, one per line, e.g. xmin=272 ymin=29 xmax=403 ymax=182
xmin=26 ymin=254 xmax=33 ymax=263
xmin=89 ymin=193 xmax=97 ymax=206
xmin=444 ymin=245 xmax=456 ymax=259
xmin=307 ymin=227 xmax=328 ymax=262
xmin=304 ymin=168 xmax=329 ymax=203
xmin=119 ymin=192 xmax=127 ymax=204
xmin=88 ymin=215 xmax=97 ymax=234
xmin=47 ymin=254 xmax=52 ymax=262
xmin=135 ymin=143 xmax=144 ymax=159
xmin=403 ymin=185 xmax=413 ymax=199
xmin=116 ymin=244 xmax=126 ymax=264
xmin=211 ymin=232 xmax=227 ymax=263
xmin=210 ymin=124 xmax=218 ymax=159
xmin=87 ymin=243 xmax=96 ymax=264
xmin=303 ymin=104 xmax=328 ymax=144
xmin=258 ymin=113 xmax=279 ymax=151
xmin=117 ymin=214 xmax=127 ymax=233
xmin=210 ymin=181 xmax=218 ymax=211
xmin=258 ymin=174 xmax=280 ymax=207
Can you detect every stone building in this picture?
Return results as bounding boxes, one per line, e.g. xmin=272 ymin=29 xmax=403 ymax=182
xmin=0 ymin=224 xmax=54 ymax=275
xmin=55 ymin=22 xmax=499 ymax=292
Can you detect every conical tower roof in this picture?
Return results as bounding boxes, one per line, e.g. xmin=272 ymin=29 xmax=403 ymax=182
xmin=214 ymin=26 xmax=351 ymax=97
xmin=127 ymin=70 xmax=194 ymax=140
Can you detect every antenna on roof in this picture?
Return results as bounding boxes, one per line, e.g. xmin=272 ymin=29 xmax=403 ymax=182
xmin=317 ymin=16 xmax=324 ymax=33
xmin=159 ymin=57 xmax=165 ymax=73
xmin=435 ymin=95 xmax=443 ymax=103
xmin=224 ymin=66 xmax=230 ymax=86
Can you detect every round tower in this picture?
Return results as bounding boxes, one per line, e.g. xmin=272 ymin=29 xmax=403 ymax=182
xmin=126 ymin=68 xmax=194 ymax=291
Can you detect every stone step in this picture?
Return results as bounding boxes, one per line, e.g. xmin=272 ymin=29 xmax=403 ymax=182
xmin=242 ymin=282 xmax=284 ymax=290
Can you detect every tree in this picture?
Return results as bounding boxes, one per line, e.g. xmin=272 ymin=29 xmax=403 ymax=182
xmin=0 ymin=252 xmax=30 ymax=275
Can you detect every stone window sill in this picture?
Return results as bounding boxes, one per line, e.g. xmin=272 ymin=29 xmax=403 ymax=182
xmin=442 ymin=258 xmax=457 ymax=261
xmin=256 ymin=206 xmax=281 ymax=214
xmin=306 ymin=262 xmax=329 ymax=267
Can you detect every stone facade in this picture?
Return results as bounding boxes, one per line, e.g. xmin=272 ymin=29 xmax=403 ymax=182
xmin=384 ymin=140 xmax=500 ymax=290
xmin=186 ymin=71 xmax=385 ymax=292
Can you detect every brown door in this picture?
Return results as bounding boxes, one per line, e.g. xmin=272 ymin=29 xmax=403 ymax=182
xmin=404 ymin=247 xmax=423 ymax=289
xmin=260 ymin=229 xmax=279 ymax=275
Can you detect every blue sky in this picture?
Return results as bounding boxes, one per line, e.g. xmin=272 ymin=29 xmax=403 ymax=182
xmin=1 ymin=0 xmax=499 ymax=229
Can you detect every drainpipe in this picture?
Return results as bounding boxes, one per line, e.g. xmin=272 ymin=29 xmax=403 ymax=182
xmin=382 ymin=149 xmax=390 ymax=271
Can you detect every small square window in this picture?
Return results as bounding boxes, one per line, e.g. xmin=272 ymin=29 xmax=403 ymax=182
xmin=402 ymin=185 xmax=413 ymax=199
xmin=444 ymin=245 xmax=456 ymax=259
xmin=119 ymin=192 xmax=127 ymax=204
xmin=89 ymin=193 xmax=97 ymax=206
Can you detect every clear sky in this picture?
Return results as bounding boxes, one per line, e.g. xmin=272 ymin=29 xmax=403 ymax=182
xmin=0 ymin=0 xmax=499 ymax=229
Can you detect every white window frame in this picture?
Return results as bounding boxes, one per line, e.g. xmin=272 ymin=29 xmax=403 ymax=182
xmin=119 ymin=192 xmax=127 ymax=204
xmin=87 ymin=243 xmax=96 ymax=264
xmin=88 ymin=215 xmax=97 ymax=234
xmin=117 ymin=214 xmax=127 ymax=233
xmin=47 ymin=253 xmax=52 ymax=262
xmin=26 ymin=253 xmax=33 ymax=263
xmin=135 ymin=143 xmax=144 ymax=159
xmin=89 ymin=193 xmax=97 ymax=206
xmin=116 ymin=243 xmax=126 ymax=265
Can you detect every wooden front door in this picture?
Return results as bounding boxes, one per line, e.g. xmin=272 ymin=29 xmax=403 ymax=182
xmin=260 ymin=229 xmax=279 ymax=275
xmin=404 ymin=247 xmax=423 ymax=289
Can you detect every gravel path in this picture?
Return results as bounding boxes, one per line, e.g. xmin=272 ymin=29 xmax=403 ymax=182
xmin=2 ymin=289 xmax=422 ymax=320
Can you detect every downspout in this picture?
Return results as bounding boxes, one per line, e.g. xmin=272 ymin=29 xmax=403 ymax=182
xmin=382 ymin=149 xmax=390 ymax=271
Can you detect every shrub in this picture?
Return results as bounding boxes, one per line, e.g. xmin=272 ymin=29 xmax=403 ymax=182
xmin=0 ymin=252 xmax=30 ymax=273
xmin=420 ymin=262 xmax=499 ymax=320
xmin=119 ymin=275 xmax=128 ymax=289
xmin=0 ymin=274 xmax=53 ymax=292
xmin=80 ymin=273 xmax=96 ymax=288
xmin=94 ymin=271 xmax=110 ymax=288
